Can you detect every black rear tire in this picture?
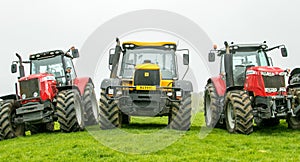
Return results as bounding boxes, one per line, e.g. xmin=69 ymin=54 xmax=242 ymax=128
xmin=57 ymin=90 xmax=85 ymax=132
xmin=225 ymin=90 xmax=253 ymax=135
xmin=0 ymin=100 xmax=25 ymax=139
xmin=204 ymin=83 xmax=223 ymax=128
xmin=99 ymin=90 xmax=121 ymax=129
xmin=83 ymin=83 xmax=99 ymax=126
xmin=287 ymin=88 xmax=300 ymax=129
xmin=169 ymin=92 xmax=192 ymax=131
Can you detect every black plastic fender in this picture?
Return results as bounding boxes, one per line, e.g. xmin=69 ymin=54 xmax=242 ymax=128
xmin=100 ymin=78 xmax=122 ymax=89
xmin=289 ymin=68 xmax=300 ymax=85
xmin=173 ymin=80 xmax=193 ymax=92
xmin=0 ymin=94 xmax=18 ymax=101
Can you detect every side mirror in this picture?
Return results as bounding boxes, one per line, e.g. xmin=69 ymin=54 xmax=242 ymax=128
xmin=71 ymin=48 xmax=79 ymax=58
xmin=109 ymin=48 xmax=115 ymax=65
xmin=11 ymin=64 xmax=17 ymax=73
xmin=183 ymin=54 xmax=189 ymax=65
xmin=281 ymin=47 xmax=288 ymax=57
xmin=109 ymin=54 xmax=114 ymax=65
xmin=208 ymin=52 xmax=215 ymax=62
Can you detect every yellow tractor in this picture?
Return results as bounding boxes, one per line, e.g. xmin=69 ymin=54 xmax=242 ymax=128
xmin=99 ymin=38 xmax=193 ymax=130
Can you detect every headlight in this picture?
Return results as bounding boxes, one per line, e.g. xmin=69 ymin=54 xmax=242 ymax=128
xmin=246 ymin=70 xmax=257 ymax=75
xmin=108 ymin=88 xmax=114 ymax=95
xmin=279 ymin=87 xmax=286 ymax=92
xmin=33 ymin=92 xmax=39 ymax=97
xmin=22 ymin=94 xmax=26 ymax=99
xmin=261 ymin=71 xmax=275 ymax=76
xmin=279 ymin=72 xmax=286 ymax=76
xmin=176 ymin=91 xmax=182 ymax=97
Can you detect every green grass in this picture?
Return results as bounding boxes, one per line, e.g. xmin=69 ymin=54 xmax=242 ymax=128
xmin=1 ymin=112 xmax=300 ymax=161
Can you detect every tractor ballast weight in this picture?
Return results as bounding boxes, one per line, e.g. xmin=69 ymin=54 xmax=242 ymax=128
xmin=0 ymin=47 xmax=99 ymax=140
xmin=204 ymin=41 xmax=300 ymax=134
xmin=99 ymin=38 xmax=193 ymax=130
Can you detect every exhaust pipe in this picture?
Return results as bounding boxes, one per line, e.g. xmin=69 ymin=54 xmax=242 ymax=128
xmin=16 ymin=53 xmax=25 ymax=78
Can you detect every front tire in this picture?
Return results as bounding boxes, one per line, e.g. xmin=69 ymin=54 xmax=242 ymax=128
xmin=57 ymin=90 xmax=85 ymax=132
xmin=204 ymin=83 xmax=223 ymax=128
xmin=0 ymin=100 xmax=25 ymax=139
xmin=287 ymin=88 xmax=300 ymax=129
xmin=83 ymin=83 xmax=99 ymax=126
xmin=225 ymin=90 xmax=253 ymax=135
xmin=99 ymin=90 xmax=121 ymax=129
xmin=169 ymin=92 xmax=192 ymax=131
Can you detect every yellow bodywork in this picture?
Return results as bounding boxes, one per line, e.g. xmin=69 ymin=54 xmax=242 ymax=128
xmin=122 ymin=41 xmax=176 ymax=47
xmin=122 ymin=63 xmax=173 ymax=90
xmin=135 ymin=63 xmax=160 ymax=70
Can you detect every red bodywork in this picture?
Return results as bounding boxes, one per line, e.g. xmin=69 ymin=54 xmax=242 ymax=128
xmin=244 ymin=66 xmax=286 ymax=97
xmin=210 ymin=76 xmax=226 ymax=96
xmin=210 ymin=66 xmax=287 ymax=97
xmin=18 ymin=73 xmax=57 ymax=104
xmin=73 ymin=77 xmax=91 ymax=96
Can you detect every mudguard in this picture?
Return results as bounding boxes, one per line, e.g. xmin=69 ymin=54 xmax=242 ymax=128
xmin=100 ymin=78 xmax=122 ymax=89
xmin=208 ymin=75 xmax=226 ymax=97
xmin=0 ymin=94 xmax=18 ymax=100
xmin=173 ymin=80 xmax=193 ymax=92
xmin=288 ymin=68 xmax=300 ymax=86
xmin=73 ymin=77 xmax=94 ymax=96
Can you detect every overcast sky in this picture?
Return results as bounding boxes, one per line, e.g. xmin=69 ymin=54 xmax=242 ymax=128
xmin=1 ymin=0 xmax=300 ymax=96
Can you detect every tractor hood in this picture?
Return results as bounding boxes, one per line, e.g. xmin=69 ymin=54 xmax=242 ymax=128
xmin=247 ymin=66 xmax=286 ymax=75
xmin=18 ymin=73 xmax=56 ymax=82
xmin=245 ymin=66 xmax=287 ymax=97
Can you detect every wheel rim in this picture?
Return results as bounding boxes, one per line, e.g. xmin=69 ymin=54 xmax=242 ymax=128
xmin=205 ymin=93 xmax=212 ymax=125
xmin=91 ymin=91 xmax=99 ymax=122
xmin=290 ymin=115 xmax=300 ymax=125
xmin=74 ymin=95 xmax=83 ymax=126
xmin=226 ymin=102 xmax=235 ymax=129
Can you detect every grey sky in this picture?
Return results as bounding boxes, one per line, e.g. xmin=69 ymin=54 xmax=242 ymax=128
xmin=1 ymin=0 xmax=300 ymax=95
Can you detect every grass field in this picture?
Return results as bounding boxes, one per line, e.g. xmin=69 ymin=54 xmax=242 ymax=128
xmin=0 ymin=112 xmax=300 ymax=161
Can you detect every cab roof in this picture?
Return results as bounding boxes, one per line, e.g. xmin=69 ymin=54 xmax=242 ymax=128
xmin=29 ymin=50 xmax=72 ymax=60
xmin=218 ymin=43 xmax=268 ymax=56
xmin=122 ymin=41 xmax=177 ymax=50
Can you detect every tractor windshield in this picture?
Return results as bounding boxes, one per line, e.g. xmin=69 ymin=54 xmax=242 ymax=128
xmin=233 ymin=50 xmax=269 ymax=67
xmin=120 ymin=49 xmax=177 ymax=79
xmin=31 ymin=55 xmax=65 ymax=78
xmin=231 ymin=50 xmax=269 ymax=86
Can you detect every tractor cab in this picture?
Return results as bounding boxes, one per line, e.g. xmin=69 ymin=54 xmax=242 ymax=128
xmin=29 ymin=50 xmax=78 ymax=86
xmin=204 ymin=42 xmax=297 ymax=135
xmin=99 ymin=38 xmax=193 ymax=130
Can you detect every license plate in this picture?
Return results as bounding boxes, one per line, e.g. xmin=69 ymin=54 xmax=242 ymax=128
xmin=136 ymin=86 xmax=156 ymax=91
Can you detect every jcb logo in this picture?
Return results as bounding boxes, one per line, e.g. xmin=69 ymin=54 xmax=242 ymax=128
xmin=144 ymin=72 xmax=149 ymax=77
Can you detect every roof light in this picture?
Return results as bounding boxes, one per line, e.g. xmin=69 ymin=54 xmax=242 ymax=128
xmin=261 ymin=45 xmax=267 ymax=49
xmin=213 ymin=44 xmax=218 ymax=50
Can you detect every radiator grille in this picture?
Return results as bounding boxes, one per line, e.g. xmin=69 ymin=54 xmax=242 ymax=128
xmin=134 ymin=70 xmax=160 ymax=86
xmin=20 ymin=78 xmax=39 ymax=98
xmin=263 ymin=75 xmax=285 ymax=88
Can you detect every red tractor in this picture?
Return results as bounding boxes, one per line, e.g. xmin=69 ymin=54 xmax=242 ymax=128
xmin=0 ymin=47 xmax=98 ymax=139
xmin=204 ymin=41 xmax=300 ymax=134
